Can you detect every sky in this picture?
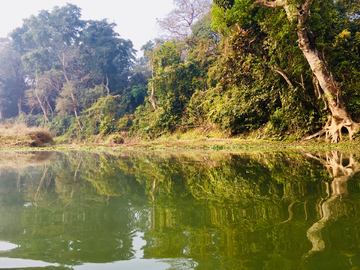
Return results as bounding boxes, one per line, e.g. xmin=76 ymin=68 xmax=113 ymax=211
xmin=0 ymin=0 xmax=175 ymax=57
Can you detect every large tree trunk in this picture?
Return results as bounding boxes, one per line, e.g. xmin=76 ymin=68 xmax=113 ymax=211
xmin=35 ymin=91 xmax=49 ymax=124
xmin=104 ymin=75 xmax=110 ymax=96
xmin=252 ymin=0 xmax=360 ymax=142
xmin=149 ymin=60 xmax=157 ymax=110
xmin=17 ymin=98 xmax=22 ymax=117
xmin=298 ymin=28 xmax=360 ymax=142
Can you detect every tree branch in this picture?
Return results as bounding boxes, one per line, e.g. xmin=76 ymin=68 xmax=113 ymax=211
xmin=105 ymin=74 xmax=110 ymax=96
xmin=273 ymin=67 xmax=294 ymax=89
xmin=298 ymin=0 xmax=314 ymax=26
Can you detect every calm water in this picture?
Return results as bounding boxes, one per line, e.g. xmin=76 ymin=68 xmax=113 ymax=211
xmin=0 ymin=150 xmax=359 ymax=269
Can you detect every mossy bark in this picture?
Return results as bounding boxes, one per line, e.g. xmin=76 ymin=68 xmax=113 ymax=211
xmin=298 ymin=28 xmax=360 ymax=142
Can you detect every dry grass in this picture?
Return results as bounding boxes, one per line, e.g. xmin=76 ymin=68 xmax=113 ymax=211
xmin=0 ymin=124 xmax=53 ymax=147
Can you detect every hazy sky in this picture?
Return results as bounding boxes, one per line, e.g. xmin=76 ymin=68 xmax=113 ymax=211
xmin=0 ymin=0 xmax=175 ymax=56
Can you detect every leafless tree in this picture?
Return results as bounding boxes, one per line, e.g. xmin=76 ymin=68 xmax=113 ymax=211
xmin=157 ymin=0 xmax=213 ymax=40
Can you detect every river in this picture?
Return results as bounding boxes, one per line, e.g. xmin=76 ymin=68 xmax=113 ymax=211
xmin=0 ymin=150 xmax=358 ymax=269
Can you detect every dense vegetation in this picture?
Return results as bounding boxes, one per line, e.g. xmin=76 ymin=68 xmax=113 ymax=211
xmin=1 ymin=0 xmax=360 ymax=142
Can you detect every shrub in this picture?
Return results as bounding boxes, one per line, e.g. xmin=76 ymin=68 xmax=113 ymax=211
xmin=0 ymin=124 xmax=53 ymax=147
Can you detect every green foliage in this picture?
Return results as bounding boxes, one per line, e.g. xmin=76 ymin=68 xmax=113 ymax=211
xmin=308 ymin=1 xmax=360 ymax=118
xmin=130 ymin=104 xmax=159 ymax=136
xmin=204 ymin=1 xmax=331 ymax=136
xmin=98 ymin=115 xmax=118 ymax=135
xmin=2 ymin=4 xmax=142 ymax=139
xmin=192 ymin=13 xmax=219 ymax=41
xmin=86 ymin=95 xmax=122 ymax=135
xmin=120 ymin=84 xmax=147 ymax=113
xmin=10 ymin=112 xmax=46 ymax=127
xmin=1 ymin=0 xmax=360 ymax=141
xmin=132 ymin=40 xmax=209 ymax=135
xmin=200 ymin=27 xmax=310 ymax=135
xmin=129 ymin=7 xmax=322 ymax=138
xmin=79 ymin=19 xmax=136 ymax=95
xmin=211 ymin=0 xmax=254 ymax=34
xmin=117 ymin=115 xmax=133 ymax=131
xmin=55 ymin=82 xmax=79 ymax=116
xmin=185 ymin=90 xmax=207 ymax=125
xmin=47 ymin=114 xmax=74 ymax=136
xmin=213 ymin=0 xmax=235 ymax=10
xmin=0 ymin=38 xmax=27 ymax=119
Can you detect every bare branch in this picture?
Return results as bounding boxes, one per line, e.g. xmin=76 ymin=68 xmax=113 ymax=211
xmin=273 ymin=67 xmax=294 ymax=89
xmin=104 ymin=74 xmax=110 ymax=96
xmin=157 ymin=0 xmax=213 ymax=40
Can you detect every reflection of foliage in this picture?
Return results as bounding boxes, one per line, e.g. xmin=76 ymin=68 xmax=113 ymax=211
xmin=0 ymin=151 xmax=359 ymax=269
xmin=83 ymin=152 xmax=139 ymax=197
xmin=0 ymin=152 xmax=147 ymax=266
xmin=178 ymin=152 xmax=330 ymax=204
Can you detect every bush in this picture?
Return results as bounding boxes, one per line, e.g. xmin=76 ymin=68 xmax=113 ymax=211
xmin=0 ymin=124 xmax=53 ymax=147
xmin=117 ymin=115 xmax=133 ymax=131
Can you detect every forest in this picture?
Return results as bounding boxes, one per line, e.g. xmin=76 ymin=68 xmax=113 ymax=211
xmin=0 ymin=0 xmax=359 ymax=143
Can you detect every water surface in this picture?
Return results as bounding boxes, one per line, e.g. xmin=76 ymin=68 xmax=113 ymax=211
xmin=0 ymin=150 xmax=359 ymax=269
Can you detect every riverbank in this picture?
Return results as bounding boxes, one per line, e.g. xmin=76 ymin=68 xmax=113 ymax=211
xmin=50 ymin=127 xmax=360 ymax=151
xmin=69 ymin=138 xmax=360 ymax=151
xmin=1 ymin=124 xmax=360 ymax=151
xmin=2 ymin=136 xmax=359 ymax=152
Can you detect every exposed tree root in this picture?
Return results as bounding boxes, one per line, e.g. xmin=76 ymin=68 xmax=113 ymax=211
xmin=304 ymin=115 xmax=360 ymax=143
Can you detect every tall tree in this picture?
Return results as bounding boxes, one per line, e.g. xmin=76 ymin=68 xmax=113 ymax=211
xmin=79 ymin=19 xmax=136 ymax=96
xmin=17 ymin=4 xmax=85 ymax=128
xmin=26 ymin=70 xmax=63 ymax=123
xmin=212 ymin=0 xmax=360 ymax=142
xmin=0 ymin=38 xmax=27 ymax=118
xmin=140 ymin=39 xmax=164 ymax=109
xmin=146 ymin=41 xmax=203 ymax=132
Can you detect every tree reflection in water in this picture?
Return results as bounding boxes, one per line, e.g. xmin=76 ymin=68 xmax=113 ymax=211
xmin=302 ymin=151 xmax=360 ymax=268
xmin=0 ymin=151 xmax=358 ymax=269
